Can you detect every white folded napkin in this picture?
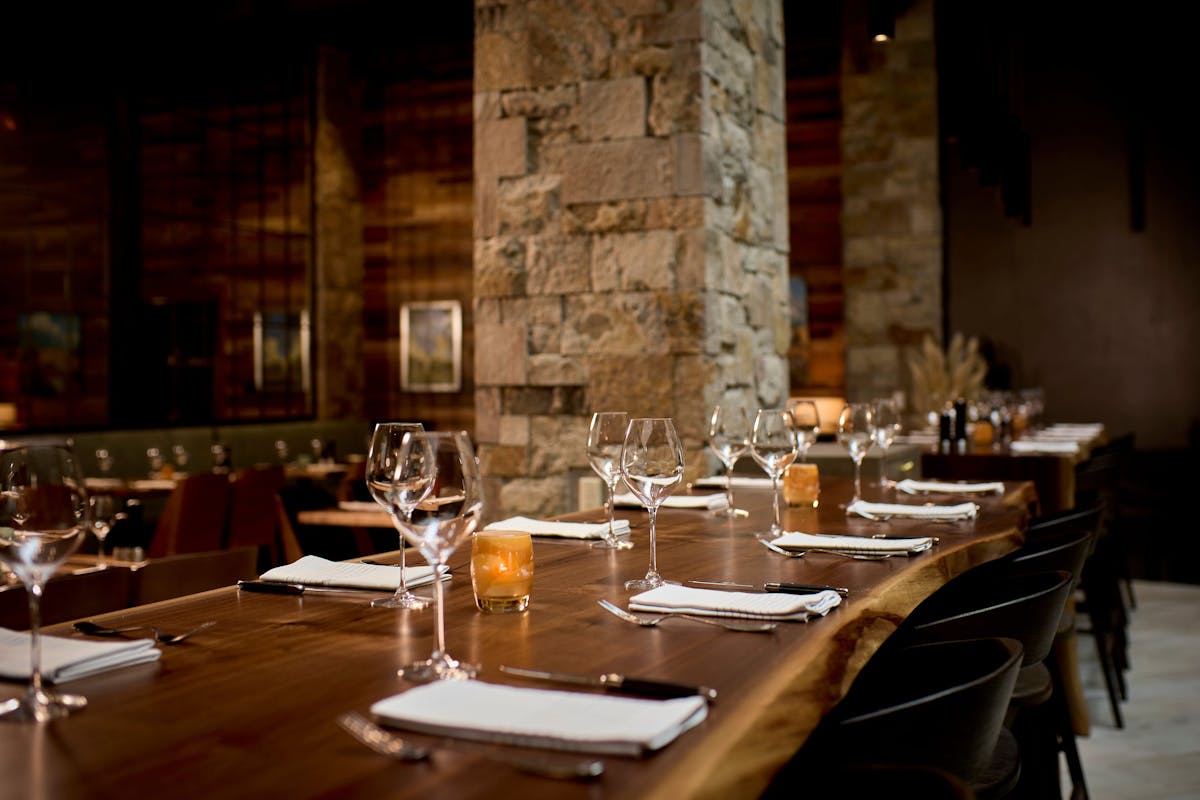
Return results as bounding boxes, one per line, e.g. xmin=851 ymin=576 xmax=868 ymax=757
xmin=846 ymin=500 xmax=978 ymax=521
xmin=484 ymin=515 xmax=630 ymax=540
xmin=692 ymin=476 xmax=775 ymax=489
xmin=1044 ymin=423 xmax=1103 ymax=434
xmin=259 ymin=555 xmax=438 ymax=591
xmin=1010 ymin=440 xmax=1080 ymax=454
xmin=612 ymin=493 xmax=729 ymax=511
xmin=896 ymin=479 xmax=1005 ymax=496
xmin=628 ymin=584 xmax=840 ymax=621
xmin=338 ymin=501 xmax=384 ymax=513
xmin=370 ymin=679 xmax=707 ymax=756
xmin=771 ymin=531 xmax=934 ymax=556
xmin=894 ymin=430 xmax=939 ymax=444
xmin=0 ymin=628 xmax=161 ymax=684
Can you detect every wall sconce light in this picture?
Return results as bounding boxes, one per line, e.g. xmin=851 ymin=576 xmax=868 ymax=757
xmin=868 ymin=0 xmax=895 ymax=42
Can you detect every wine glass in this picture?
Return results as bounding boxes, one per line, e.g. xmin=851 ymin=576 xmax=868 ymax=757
xmin=89 ymin=492 xmax=123 ymax=568
xmin=707 ymin=405 xmax=750 ymax=517
xmin=871 ymin=397 xmax=901 ymax=488
xmin=620 ymin=418 xmax=684 ymax=591
xmin=365 ymin=422 xmax=432 ymax=609
xmin=838 ymin=403 xmax=874 ymax=504
xmin=0 ymin=443 xmax=90 ymax=722
xmin=788 ymin=400 xmax=821 ymax=463
xmin=586 ymin=411 xmax=634 ymax=550
xmin=397 ymin=431 xmax=483 ymax=682
xmin=751 ymin=409 xmax=797 ymax=537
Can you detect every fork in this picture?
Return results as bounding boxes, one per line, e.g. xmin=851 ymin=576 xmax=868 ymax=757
xmin=596 ymin=599 xmax=777 ymax=632
xmin=73 ymin=620 xmax=217 ymax=645
xmin=336 ymin=711 xmax=605 ymax=781
xmin=756 ymin=537 xmax=893 ymax=561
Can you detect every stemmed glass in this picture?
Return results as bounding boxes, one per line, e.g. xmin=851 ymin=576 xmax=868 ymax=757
xmin=707 ymin=405 xmax=750 ymax=517
xmin=751 ymin=409 xmax=797 ymax=537
xmin=871 ymin=397 xmax=901 ymax=488
xmin=397 ymin=431 xmax=483 ymax=682
xmin=0 ymin=443 xmax=90 ymax=722
xmin=89 ymin=492 xmax=123 ymax=568
xmin=365 ymin=422 xmax=432 ymax=609
xmin=620 ymin=418 xmax=684 ymax=591
xmin=838 ymin=403 xmax=874 ymax=504
xmin=788 ymin=400 xmax=821 ymax=463
xmin=585 ymin=411 xmax=634 ymax=550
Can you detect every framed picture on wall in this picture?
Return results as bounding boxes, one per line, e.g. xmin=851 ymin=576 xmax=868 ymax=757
xmin=253 ymin=310 xmax=311 ymax=396
xmin=400 ymin=300 xmax=462 ymax=393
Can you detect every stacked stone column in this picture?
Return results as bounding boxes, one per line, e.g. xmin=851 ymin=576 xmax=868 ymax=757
xmin=474 ymin=0 xmax=789 ymax=518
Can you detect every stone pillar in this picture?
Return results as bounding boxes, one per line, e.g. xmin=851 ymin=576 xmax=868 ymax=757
xmin=474 ymin=0 xmax=789 ymax=518
xmin=840 ymin=0 xmax=942 ymax=402
xmin=313 ymin=46 xmax=365 ymax=420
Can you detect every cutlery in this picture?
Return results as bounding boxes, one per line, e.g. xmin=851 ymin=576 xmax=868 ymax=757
xmin=236 ymin=580 xmax=388 ymax=597
xmin=596 ymin=599 xmax=777 ymax=632
xmin=685 ymin=580 xmax=849 ymax=597
xmin=73 ymin=619 xmax=217 ymax=645
xmin=498 ymin=665 xmax=717 ymax=701
xmin=756 ymin=537 xmax=894 ymax=561
xmin=336 ymin=711 xmax=604 ymax=781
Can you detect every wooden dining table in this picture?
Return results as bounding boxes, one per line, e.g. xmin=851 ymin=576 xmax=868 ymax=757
xmin=1 ymin=476 xmax=1031 ymax=799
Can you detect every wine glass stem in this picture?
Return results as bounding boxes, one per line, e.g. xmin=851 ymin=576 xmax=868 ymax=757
xmin=431 ymin=563 xmax=447 ymax=662
xmin=26 ymin=583 xmax=45 ymax=707
xmin=96 ymin=537 xmax=106 ymax=568
xmin=647 ymin=505 xmax=659 ymax=576
xmin=771 ymin=475 xmax=782 ymax=531
xmin=391 ymin=510 xmax=413 ymax=597
xmin=724 ymin=464 xmax=735 ymax=510
xmin=605 ymin=479 xmax=618 ymax=542
xmin=879 ymin=453 xmax=887 ymax=485
xmin=853 ymin=460 xmax=863 ymax=501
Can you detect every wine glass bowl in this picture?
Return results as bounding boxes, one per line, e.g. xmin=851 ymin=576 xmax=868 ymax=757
xmin=751 ymin=409 xmax=797 ymax=537
xmin=89 ymin=492 xmax=123 ymax=568
xmin=585 ymin=411 xmax=634 ymax=550
xmin=707 ymin=405 xmax=750 ymax=517
xmin=0 ymin=443 xmax=90 ymax=722
xmin=365 ymin=422 xmax=431 ymax=610
xmin=787 ymin=400 xmax=821 ymax=464
xmin=870 ymin=397 xmax=900 ymax=488
xmin=397 ymin=431 xmax=483 ymax=682
xmin=837 ymin=403 xmax=874 ymax=504
xmin=620 ymin=418 xmax=684 ymax=591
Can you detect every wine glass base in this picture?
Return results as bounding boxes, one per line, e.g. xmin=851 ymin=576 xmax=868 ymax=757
xmin=399 ymin=657 xmax=477 ymax=683
xmin=624 ymin=570 xmax=667 ymax=592
xmin=590 ymin=537 xmax=634 ymax=550
xmin=371 ymin=592 xmax=432 ymax=609
xmin=0 ymin=691 xmax=87 ymax=723
xmin=713 ymin=506 xmax=749 ymax=518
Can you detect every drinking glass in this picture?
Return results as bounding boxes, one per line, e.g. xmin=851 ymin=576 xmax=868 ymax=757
xmin=707 ymin=405 xmax=750 ymax=517
xmin=94 ymin=448 xmax=114 ymax=476
xmin=871 ymin=397 xmax=901 ymax=488
xmin=89 ymin=492 xmax=123 ymax=568
xmin=397 ymin=431 xmax=483 ymax=682
xmin=0 ymin=444 xmax=90 ymax=722
xmin=751 ymin=409 xmax=797 ymax=537
xmin=787 ymin=400 xmax=821 ymax=463
xmin=365 ymin=422 xmax=432 ymax=609
xmin=620 ymin=418 xmax=684 ymax=591
xmin=838 ymin=403 xmax=874 ymax=503
xmin=585 ymin=411 xmax=633 ymax=550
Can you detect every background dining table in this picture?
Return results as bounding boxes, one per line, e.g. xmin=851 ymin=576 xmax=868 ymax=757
xmin=0 ymin=475 xmax=1031 ymax=799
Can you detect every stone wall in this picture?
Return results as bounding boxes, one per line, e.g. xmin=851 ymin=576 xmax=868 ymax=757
xmin=473 ymin=0 xmax=789 ymax=519
xmin=840 ymin=0 xmax=942 ymax=403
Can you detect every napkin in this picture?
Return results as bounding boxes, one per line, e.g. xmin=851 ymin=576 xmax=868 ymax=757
xmin=484 ymin=515 xmax=631 ymax=540
xmin=338 ymin=501 xmax=384 ymax=513
xmin=258 ymin=555 xmax=438 ymax=591
xmin=692 ymin=476 xmax=775 ymax=490
xmin=628 ymin=584 xmax=841 ymax=621
xmin=612 ymin=493 xmax=729 ymax=511
xmin=1010 ymin=440 xmax=1080 ymax=454
xmin=0 ymin=628 xmax=161 ymax=684
xmin=370 ymin=679 xmax=707 ymax=756
xmin=771 ymin=531 xmax=934 ymax=556
xmin=846 ymin=500 xmax=978 ymax=521
xmin=896 ymin=479 xmax=1005 ymax=496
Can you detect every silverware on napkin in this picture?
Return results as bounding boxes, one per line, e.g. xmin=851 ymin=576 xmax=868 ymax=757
xmin=499 ymin=665 xmax=717 ymax=701
xmin=685 ymin=580 xmax=849 ymax=597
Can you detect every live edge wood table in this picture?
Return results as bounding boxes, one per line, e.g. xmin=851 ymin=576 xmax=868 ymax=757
xmin=1 ymin=477 xmax=1030 ymax=800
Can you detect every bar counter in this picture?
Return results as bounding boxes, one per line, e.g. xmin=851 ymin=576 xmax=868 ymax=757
xmin=0 ymin=477 xmax=1030 ymax=799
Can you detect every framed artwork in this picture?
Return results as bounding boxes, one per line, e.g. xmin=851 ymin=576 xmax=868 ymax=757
xmin=253 ymin=310 xmax=311 ymax=396
xmin=18 ymin=312 xmax=81 ymax=398
xmin=400 ymin=300 xmax=462 ymax=392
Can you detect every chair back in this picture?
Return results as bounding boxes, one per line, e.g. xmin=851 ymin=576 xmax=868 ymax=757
xmin=1006 ymin=528 xmax=1092 ymax=583
xmin=131 ymin=546 xmax=258 ymax=606
xmin=226 ymin=465 xmax=301 ymax=570
xmin=0 ymin=567 xmax=132 ymax=629
xmin=148 ymin=472 xmax=232 ymax=557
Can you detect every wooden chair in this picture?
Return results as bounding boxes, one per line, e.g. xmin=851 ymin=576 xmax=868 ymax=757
xmin=130 ymin=547 xmax=259 ymax=606
xmin=147 ymin=472 xmax=231 ymax=558
xmin=226 ymin=465 xmax=302 ymax=571
xmin=0 ymin=567 xmax=133 ymax=629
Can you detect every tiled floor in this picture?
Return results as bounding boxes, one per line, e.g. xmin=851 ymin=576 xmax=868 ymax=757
xmin=1067 ymin=580 xmax=1200 ymax=799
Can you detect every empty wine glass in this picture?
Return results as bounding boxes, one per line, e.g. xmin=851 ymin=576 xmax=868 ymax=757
xmin=871 ymin=397 xmax=901 ymax=488
xmin=397 ymin=431 xmax=483 ymax=682
xmin=0 ymin=443 xmax=90 ymax=722
xmin=586 ymin=411 xmax=634 ymax=550
xmin=838 ymin=403 xmax=874 ymax=504
xmin=621 ymin=418 xmax=684 ymax=591
xmin=94 ymin=448 xmax=114 ymax=476
xmin=89 ymin=492 xmax=123 ymax=569
xmin=751 ymin=409 xmax=797 ymax=537
xmin=707 ymin=405 xmax=750 ymax=517
xmin=788 ymin=400 xmax=821 ymax=463
xmin=365 ymin=422 xmax=432 ymax=609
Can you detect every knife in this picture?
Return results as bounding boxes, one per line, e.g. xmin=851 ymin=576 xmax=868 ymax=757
xmin=236 ymin=580 xmax=385 ymax=596
xmin=498 ymin=665 xmax=717 ymax=702
xmin=685 ymin=580 xmax=849 ymax=597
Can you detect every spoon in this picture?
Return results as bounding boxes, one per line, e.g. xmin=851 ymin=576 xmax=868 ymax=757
xmin=336 ymin=711 xmax=604 ymax=781
xmin=73 ymin=620 xmax=217 ymax=645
